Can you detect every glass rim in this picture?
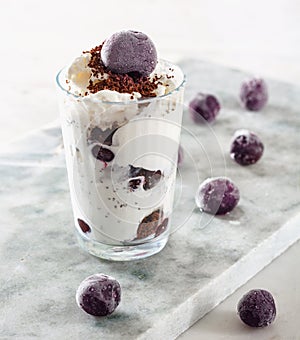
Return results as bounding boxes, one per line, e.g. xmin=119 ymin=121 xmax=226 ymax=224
xmin=55 ymin=59 xmax=186 ymax=105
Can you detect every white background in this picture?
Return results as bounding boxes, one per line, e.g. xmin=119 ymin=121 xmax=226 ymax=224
xmin=1 ymin=1 xmax=299 ymax=339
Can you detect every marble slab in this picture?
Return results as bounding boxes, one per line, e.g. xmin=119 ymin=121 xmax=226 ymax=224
xmin=1 ymin=60 xmax=300 ymax=340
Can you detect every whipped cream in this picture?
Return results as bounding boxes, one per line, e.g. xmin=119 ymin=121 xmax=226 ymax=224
xmin=66 ymin=53 xmax=179 ymax=101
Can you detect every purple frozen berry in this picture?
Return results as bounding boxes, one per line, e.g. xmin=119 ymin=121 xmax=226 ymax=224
xmin=128 ymin=165 xmax=162 ymax=191
xmin=77 ymin=219 xmax=91 ymax=233
xmin=76 ymin=273 xmax=121 ymax=317
xmin=136 ymin=209 xmax=163 ymax=239
xmin=101 ymin=30 xmax=157 ymax=77
xmin=177 ymin=145 xmax=184 ymax=166
xmin=240 ymin=78 xmax=268 ymax=111
xmin=92 ymin=145 xmax=115 ymax=162
xmin=230 ymin=129 xmax=264 ymax=166
xmin=155 ymin=218 xmax=169 ymax=237
xmin=237 ymin=289 xmax=276 ymax=327
xmin=195 ymin=177 xmax=240 ymax=215
xmin=189 ymin=93 xmax=220 ymax=123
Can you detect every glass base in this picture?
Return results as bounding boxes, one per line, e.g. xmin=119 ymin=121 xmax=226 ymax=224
xmin=76 ymin=229 xmax=169 ymax=261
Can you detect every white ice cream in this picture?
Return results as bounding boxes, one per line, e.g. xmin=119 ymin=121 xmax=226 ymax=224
xmin=59 ymin=54 xmax=185 ymax=245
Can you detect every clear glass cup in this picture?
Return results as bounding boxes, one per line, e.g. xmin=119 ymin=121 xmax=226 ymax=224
xmin=56 ymin=60 xmax=185 ymax=261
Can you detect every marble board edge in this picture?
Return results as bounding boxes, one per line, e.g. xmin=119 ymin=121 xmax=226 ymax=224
xmin=138 ymin=212 xmax=300 ymax=340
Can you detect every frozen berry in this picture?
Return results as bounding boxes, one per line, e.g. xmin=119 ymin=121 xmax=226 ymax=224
xmin=237 ymin=289 xmax=276 ymax=327
xmin=76 ymin=273 xmax=121 ymax=317
xmin=155 ymin=218 xmax=169 ymax=237
xmin=101 ymin=30 xmax=157 ymax=77
xmin=240 ymin=78 xmax=268 ymax=111
xmin=195 ymin=177 xmax=240 ymax=215
xmin=230 ymin=129 xmax=264 ymax=166
xmin=177 ymin=145 xmax=184 ymax=166
xmin=92 ymin=145 xmax=114 ymax=162
xmin=78 ymin=219 xmax=91 ymax=233
xmin=128 ymin=165 xmax=162 ymax=191
xmin=189 ymin=93 xmax=220 ymax=123
xmin=128 ymin=178 xmax=143 ymax=191
xmin=136 ymin=209 xmax=163 ymax=239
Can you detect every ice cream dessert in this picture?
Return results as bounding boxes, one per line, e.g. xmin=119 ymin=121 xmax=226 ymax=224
xmin=57 ymin=30 xmax=185 ymax=254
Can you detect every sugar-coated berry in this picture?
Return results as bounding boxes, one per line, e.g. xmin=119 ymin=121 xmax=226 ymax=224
xmin=189 ymin=93 xmax=220 ymax=123
xmin=237 ymin=289 xmax=276 ymax=327
xmin=77 ymin=219 xmax=91 ymax=233
xmin=136 ymin=209 xmax=164 ymax=239
xmin=240 ymin=78 xmax=268 ymax=111
xmin=195 ymin=177 xmax=240 ymax=215
xmin=230 ymin=129 xmax=264 ymax=166
xmin=128 ymin=165 xmax=162 ymax=191
xmin=155 ymin=218 xmax=169 ymax=237
xmin=101 ymin=30 xmax=157 ymax=76
xmin=92 ymin=145 xmax=115 ymax=162
xmin=76 ymin=273 xmax=121 ymax=317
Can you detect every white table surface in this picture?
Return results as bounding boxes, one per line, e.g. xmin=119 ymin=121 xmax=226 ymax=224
xmin=1 ymin=1 xmax=299 ymax=339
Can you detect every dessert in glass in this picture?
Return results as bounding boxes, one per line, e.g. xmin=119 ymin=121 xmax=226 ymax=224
xmin=56 ymin=30 xmax=185 ymax=260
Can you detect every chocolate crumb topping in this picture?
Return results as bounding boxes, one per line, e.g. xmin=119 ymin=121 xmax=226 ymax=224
xmin=83 ymin=44 xmax=161 ymax=98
